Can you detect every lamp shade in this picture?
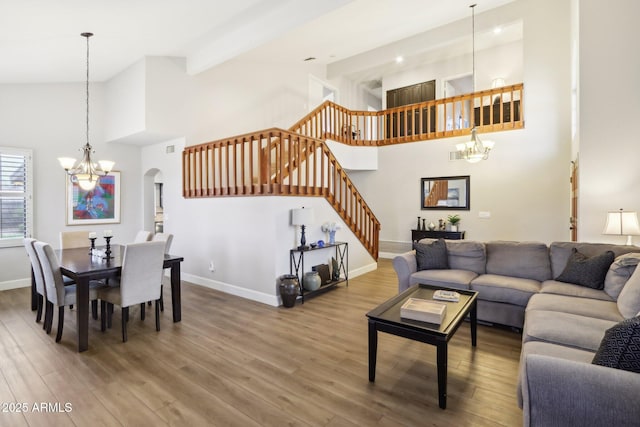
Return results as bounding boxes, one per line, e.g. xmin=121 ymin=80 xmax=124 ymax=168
xmin=603 ymin=210 xmax=640 ymax=236
xmin=291 ymin=207 xmax=314 ymax=226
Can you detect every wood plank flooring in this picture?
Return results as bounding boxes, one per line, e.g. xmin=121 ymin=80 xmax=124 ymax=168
xmin=0 ymin=259 xmax=523 ymax=426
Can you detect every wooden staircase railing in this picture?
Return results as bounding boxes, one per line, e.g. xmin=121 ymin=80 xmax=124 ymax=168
xmin=183 ymin=128 xmax=381 ymax=259
xmin=289 ymin=83 xmax=524 ymax=145
xmin=182 ymin=84 xmax=524 ymax=261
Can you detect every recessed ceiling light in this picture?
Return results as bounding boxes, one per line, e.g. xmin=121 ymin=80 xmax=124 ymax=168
xmin=395 ymin=56 xmax=404 ymax=63
xmin=303 ymin=57 xmax=316 ymax=62
xmin=493 ymin=26 xmax=502 ymax=34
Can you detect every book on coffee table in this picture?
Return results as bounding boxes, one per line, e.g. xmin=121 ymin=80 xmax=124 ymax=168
xmin=400 ymin=298 xmax=447 ymax=324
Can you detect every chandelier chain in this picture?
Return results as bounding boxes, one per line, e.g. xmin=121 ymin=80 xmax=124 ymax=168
xmin=85 ymin=33 xmax=90 ymax=148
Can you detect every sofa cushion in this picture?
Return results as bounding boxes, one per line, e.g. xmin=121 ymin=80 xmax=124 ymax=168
xmin=549 ymin=241 xmax=639 ymax=278
xmin=555 ymin=248 xmax=614 ymax=289
xmin=409 ymin=269 xmax=476 ymax=290
xmin=523 ymin=310 xmax=617 ymax=351
xmin=470 ymin=274 xmax=540 ymax=306
xmin=444 ymin=240 xmax=486 ymax=275
xmin=617 ymin=267 xmax=640 ymax=318
xmin=485 ymin=241 xmax=551 ymax=282
xmin=592 ymin=316 xmax=640 ymax=373
xmin=540 ymin=280 xmax=614 ymax=301
xmin=526 ymin=293 xmax=623 ymax=322
xmin=415 ymin=239 xmax=449 ymax=271
xmin=605 ymin=253 xmax=640 ymax=299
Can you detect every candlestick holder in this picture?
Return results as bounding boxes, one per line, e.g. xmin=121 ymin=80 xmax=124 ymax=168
xmin=104 ymin=236 xmax=113 ymax=259
xmin=89 ymin=237 xmax=96 ymax=255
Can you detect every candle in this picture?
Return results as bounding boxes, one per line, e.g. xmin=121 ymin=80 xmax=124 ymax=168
xmin=88 ymin=232 xmax=97 ymax=239
xmin=103 ymin=230 xmax=112 ymax=238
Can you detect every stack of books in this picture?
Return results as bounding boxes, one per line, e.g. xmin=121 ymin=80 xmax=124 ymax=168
xmin=400 ymin=298 xmax=447 ymax=324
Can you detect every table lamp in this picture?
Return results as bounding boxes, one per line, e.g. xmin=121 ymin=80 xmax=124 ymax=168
xmin=603 ymin=209 xmax=640 ymax=245
xmin=291 ymin=207 xmax=314 ymax=250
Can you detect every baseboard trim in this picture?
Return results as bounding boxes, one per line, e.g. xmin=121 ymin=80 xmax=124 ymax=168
xmin=181 ymin=263 xmax=378 ymax=307
xmin=0 ymin=278 xmax=30 ymax=292
xmin=181 ymin=273 xmax=280 ymax=307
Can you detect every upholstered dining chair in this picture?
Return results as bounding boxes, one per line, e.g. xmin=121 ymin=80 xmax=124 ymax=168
xmin=151 ymin=232 xmax=173 ymax=311
xmin=34 ymin=241 xmax=106 ymax=343
xmin=24 ymin=238 xmax=46 ymax=325
xmin=133 ymin=230 xmax=152 ymax=243
xmin=59 ymin=230 xmax=91 ymax=249
xmin=98 ymin=241 xmax=165 ymax=342
xmin=59 ymin=230 xmax=102 ymax=317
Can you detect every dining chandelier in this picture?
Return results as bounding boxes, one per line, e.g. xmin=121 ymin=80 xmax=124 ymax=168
xmin=456 ymin=4 xmax=494 ymax=163
xmin=58 ymin=32 xmax=114 ymax=191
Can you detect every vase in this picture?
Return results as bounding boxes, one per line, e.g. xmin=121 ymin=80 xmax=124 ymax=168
xmin=303 ymin=271 xmax=322 ymax=291
xmin=278 ymin=274 xmax=299 ymax=308
xmin=329 ymin=230 xmax=336 ymax=245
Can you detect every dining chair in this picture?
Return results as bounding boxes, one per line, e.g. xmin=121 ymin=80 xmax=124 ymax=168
xmin=24 ymin=238 xmax=46 ymax=325
xmin=151 ymin=232 xmax=173 ymax=311
xmin=98 ymin=241 xmax=165 ymax=342
xmin=133 ymin=230 xmax=152 ymax=243
xmin=59 ymin=230 xmax=102 ymax=316
xmin=34 ymin=241 xmax=106 ymax=343
xmin=59 ymin=230 xmax=91 ymax=249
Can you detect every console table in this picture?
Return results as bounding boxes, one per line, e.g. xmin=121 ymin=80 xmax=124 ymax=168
xmin=412 ymin=229 xmax=465 ymax=242
xmin=290 ymin=242 xmax=348 ymax=303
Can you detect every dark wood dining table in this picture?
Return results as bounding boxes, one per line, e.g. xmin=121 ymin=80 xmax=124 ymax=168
xmin=31 ymin=244 xmax=184 ymax=352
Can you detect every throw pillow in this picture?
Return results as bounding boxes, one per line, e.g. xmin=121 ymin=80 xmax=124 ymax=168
xmin=415 ymin=239 xmax=449 ymax=271
xmin=555 ymin=248 xmax=615 ymax=289
xmin=592 ymin=316 xmax=640 ymax=373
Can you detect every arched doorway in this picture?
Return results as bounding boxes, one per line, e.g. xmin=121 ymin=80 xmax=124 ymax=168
xmin=142 ymin=168 xmax=163 ymax=234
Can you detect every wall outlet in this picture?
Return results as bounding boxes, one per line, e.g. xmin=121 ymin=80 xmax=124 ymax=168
xmin=208 ymin=261 xmax=215 ymax=272
xmin=478 ymin=211 xmax=491 ymax=219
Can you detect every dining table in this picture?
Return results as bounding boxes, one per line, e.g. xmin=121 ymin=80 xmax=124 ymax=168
xmin=30 ymin=244 xmax=184 ymax=352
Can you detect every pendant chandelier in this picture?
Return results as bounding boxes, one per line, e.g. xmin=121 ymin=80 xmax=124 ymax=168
xmin=58 ymin=32 xmax=114 ymax=191
xmin=456 ymin=4 xmax=494 ymax=163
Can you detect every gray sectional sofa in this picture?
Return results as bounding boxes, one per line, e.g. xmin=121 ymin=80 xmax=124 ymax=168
xmin=393 ymin=240 xmax=640 ymax=426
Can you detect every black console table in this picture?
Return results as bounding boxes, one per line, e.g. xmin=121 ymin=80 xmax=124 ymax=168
xmin=290 ymin=242 xmax=348 ymax=303
xmin=412 ymin=229 xmax=465 ymax=242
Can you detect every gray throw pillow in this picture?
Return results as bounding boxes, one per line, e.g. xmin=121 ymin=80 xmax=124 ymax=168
xmin=555 ymin=248 xmax=615 ymax=289
xmin=415 ymin=239 xmax=449 ymax=271
xmin=592 ymin=316 xmax=640 ymax=373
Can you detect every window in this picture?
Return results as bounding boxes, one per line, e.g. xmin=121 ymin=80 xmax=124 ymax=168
xmin=0 ymin=147 xmax=32 ymax=247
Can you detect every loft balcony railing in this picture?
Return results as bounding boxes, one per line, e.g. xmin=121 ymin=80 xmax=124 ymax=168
xmin=290 ymin=83 xmax=523 ymax=145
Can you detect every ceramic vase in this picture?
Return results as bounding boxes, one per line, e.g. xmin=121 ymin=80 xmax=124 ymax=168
xmin=278 ymin=274 xmax=299 ymax=308
xmin=329 ymin=230 xmax=336 ymax=245
xmin=303 ymin=271 xmax=322 ymax=291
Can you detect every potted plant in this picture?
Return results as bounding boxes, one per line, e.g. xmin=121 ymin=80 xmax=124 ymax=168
xmin=447 ymin=214 xmax=461 ymax=232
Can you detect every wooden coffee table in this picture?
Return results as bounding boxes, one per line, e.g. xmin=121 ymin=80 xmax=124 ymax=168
xmin=366 ymin=284 xmax=478 ymax=409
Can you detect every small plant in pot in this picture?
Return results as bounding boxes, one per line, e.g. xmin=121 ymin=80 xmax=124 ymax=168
xmin=447 ymin=214 xmax=461 ymax=232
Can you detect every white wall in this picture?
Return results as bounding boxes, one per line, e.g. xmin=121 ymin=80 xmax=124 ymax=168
xmin=104 ymin=59 xmax=146 ymax=142
xmin=577 ymin=0 xmax=640 ymax=244
xmin=0 ymin=83 xmax=143 ymax=284
xmin=382 ymin=40 xmax=524 ymax=108
xmin=349 ymin=0 xmax=572 ymax=246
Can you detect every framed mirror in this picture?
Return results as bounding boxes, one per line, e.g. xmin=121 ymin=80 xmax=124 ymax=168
xmin=421 ymin=175 xmax=470 ymax=210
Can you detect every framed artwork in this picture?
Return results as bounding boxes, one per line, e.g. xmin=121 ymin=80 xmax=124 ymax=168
xmin=421 ymin=175 xmax=470 ymax=210
xmin=66 ymin=171 xmax=121 ymax=225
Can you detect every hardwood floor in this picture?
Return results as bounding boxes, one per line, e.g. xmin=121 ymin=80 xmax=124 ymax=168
xmin=0 ymin=259 xmax=523 ymax=426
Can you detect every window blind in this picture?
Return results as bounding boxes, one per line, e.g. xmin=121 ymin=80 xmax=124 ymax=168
xmin=0 ymin=147 xmax=32 ymax=247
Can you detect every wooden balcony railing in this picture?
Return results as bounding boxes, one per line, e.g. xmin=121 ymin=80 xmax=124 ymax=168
xmin=290 ymin=83 xmax=523 ymax=145
xmin=183 ymin=128 xmax=381 ymax=259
